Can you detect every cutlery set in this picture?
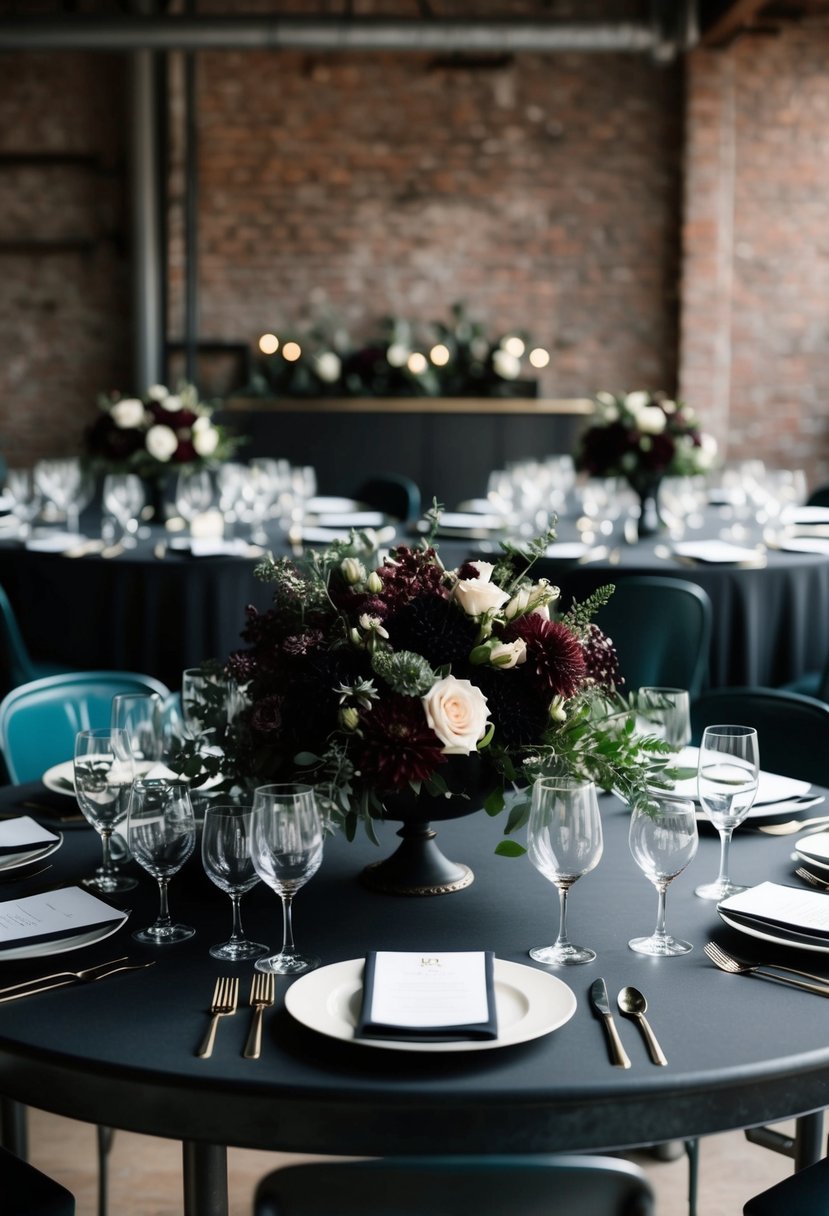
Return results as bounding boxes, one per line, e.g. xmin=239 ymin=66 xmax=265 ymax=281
xmin=0 ymin=956 xmax=155 ymax=1004
xmin=196 ymin=973 xmax=276 ymax=1060
xmin=704 ymin=942 xmax=829 ymax=997
xmin=589 ymin=978 xmax=667 ymax=1068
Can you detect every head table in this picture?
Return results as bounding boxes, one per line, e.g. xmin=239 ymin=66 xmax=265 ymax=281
xmin=0 ymin=780 xmax=828 ymax=1214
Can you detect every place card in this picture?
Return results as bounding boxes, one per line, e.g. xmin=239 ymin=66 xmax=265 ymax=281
xmin=0 ymin=887 xmax=128 ymax=951
xmin=0 ymin=816 xmax=60 ymax=856
xmin=357 ymin=950 xmax=498 ymax=1042
xmin=720 ymin=881 xmax=829 ymax=945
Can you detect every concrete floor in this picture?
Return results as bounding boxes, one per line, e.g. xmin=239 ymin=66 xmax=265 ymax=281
xmin=24 ymin=1106 xmax=799 ymax=1215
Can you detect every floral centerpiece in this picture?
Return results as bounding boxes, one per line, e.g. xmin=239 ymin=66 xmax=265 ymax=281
xmin=84 ymin=381 xmax=240 ymax=480
xmin=178 ymin=516 xmax=668 ymax=893
xmin=575 ymin=390 xmax=718 ymax=536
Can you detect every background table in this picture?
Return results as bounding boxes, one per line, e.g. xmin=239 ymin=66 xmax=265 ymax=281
xmin=0 ymin=781 xmax=828 ymax=1214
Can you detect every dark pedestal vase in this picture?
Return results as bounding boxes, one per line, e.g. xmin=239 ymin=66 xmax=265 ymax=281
xmin=628 ymin=474 xmax=665 ymax=540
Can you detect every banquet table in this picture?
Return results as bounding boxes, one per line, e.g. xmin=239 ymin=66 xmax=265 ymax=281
xmin=1 ymin=781 xmax=829 ymax=1214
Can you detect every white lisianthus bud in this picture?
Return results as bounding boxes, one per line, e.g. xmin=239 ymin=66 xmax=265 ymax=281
xmin=422 ymin=676 xmax=490 ymax=755
xmin=339 ymin=706 xmax=360 ymax=732
xmin=504 ymin=587 xmax=531 ymax=620
xmin=159 ymin=394 xmax=183 ymax=413
xmin=549 ymin=696 xmax=567 ymax=724
xmin=341 ymin=557 xmax=366 ymax=585
xmin=146 ymin=383 xmax=168 ymax=401
xmin=314 ymin=351 xmax=342 ymax=383
xmin=192 ymin=425 xmax=219 ymax=457
xmin=350 ymin=627 xmax=362 ymax=646
xmin=637 ymin=405 xmax=667 ymax=435
xmin=661 ymin=398 xmax=677 ymax=414
xmin=625 ymin=390 xmax=650 ymax=413
xmin=490 ymin=638 xmax=527 ymax=669
xmin=145 ymin=424 xmax=178 ymax=462
xmin=366 ymin=570 xmax=383 ymax=594
xmin=110 ymin=398 xmax=145 ymax=429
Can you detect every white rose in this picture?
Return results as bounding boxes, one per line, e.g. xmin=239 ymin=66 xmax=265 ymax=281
xmin=145 ymin=424 xmax=178 ymax=462
xmin=110 ymin=398 xmax=145 ymax=429
xmin=595 ymin=391 xmax=617 ymax=407
xmin=159 ymin=394 xmax=182 ymax=413
xmin=492 ymin=348 xmax=521 ymax=380
xmin=146 ymin=383 xmax=168 ymax=401
xmin=314 ymin=351 xmax=342 ymax=383
xmin=490 ymin=638 xmax=527 ymax=669
xmin=637 ymin=405 xmax=667 ymax=434
xmin=422 ymin=676 xmax=490 ymax=755
xmin=192 ymin=424 xmax=219 ymax=457
xmin=454 ymin=565 xmax=510 ymax=617
xmin=625 ymin=390 xmax=650 ymax=413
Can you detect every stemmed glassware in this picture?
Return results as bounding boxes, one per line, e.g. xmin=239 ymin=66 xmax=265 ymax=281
xmin=201 ymin=804 xmax=268 ymax=961
xmin=527 ymin=776 xmax=604 ymax=966
xmin=695 ymin=724 xmax=759 ymax=901
xmin=5 ymin=468 xmax=42 ymax=539
xmin=102 ymin=473 xmax=145 ymax=546
xmin=628 ymin=792 xmax=699 ymax=955
xmin=111 ymin=693 xmax=164 ymax=775
xmin=250 ymin=783 xmax=323 ymax=975
xmin=127 ymin=778 xmax=196 ymax=944
xmin=636 ymin=687 xmax=692 ymax=753
xmin=74 ymin=729 xmax=137 ymax=894
xmin=175 ymin=469 xmax=213 ymax=539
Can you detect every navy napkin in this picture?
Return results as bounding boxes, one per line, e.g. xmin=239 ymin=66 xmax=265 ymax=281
xmin=357 ymin=950 xmax=498 ymax=1042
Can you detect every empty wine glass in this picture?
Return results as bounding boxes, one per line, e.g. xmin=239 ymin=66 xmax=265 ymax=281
xmin=527 ymin=776 xmax=604 ymax=966
xmin=695 ymin=724 xmax=759 ymax=901
xmin=102 ymin=473 xmax=145 ymax=546
xmin=201 ymin=804 xmax=268 ymax=961
xmin=628 ymin=792 xmax=699 ymax=955
xmin=175 ymin=468 xmax=213 ymax=538
xmin=182 ymin=667 xmax=243 ymax=746
xmin=111 ymin=693 xmax=164 ymax=774
xmin=74 ymin=729 xmax=137 ymax=894
xmin=636 ymin=687 xmax=691 ymax=752
xmin=251 ymin=783 xmax=323 ymax=975
xmin=5 ymin=468 xmax=42 ymax=538
xmin=127 ymin=778 xmax=196 ymax=944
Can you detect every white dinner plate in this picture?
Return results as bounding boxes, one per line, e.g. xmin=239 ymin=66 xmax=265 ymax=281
xmin=0 ymin=833 xmax=63 ymax=873
xmin=717 ymin=909 xmax=829 ymax=956
xmin=284 ymin=957 xmax=577 ymax=1053
xmin=42 ymin=761 xmax=77 ymax=797
xmin=794 ymin=834 xmax=829 ymax=875
xmin=0 ymin=915 xmax=129 ymax=962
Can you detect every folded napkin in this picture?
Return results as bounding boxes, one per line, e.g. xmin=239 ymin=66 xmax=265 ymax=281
xmin=779 ymin=536 xmax=829 ymax=556
xmin=0 ymin=816 xmax=60 ymax=857
xmin=783 ymin=505 xmax=829 ymax=526
xmin=314 ymin=512 xmax=386 ymax=528
xmin=0 ymin=886 xmax=127 ymax=952
xmin=670 ymin=748 xmax=810 ymax=808
xmin=543 ymin=542 xmax=589 ymax=560
xmin=673 ymin=540 xmax=763 ymax=565
xmin=357 ymin=950 xmax=498 ymax=1042
xmin=719 ymin=881 xmax=829 ymax=948
xmin=25 ymin=532 xmax=85 ymax=554
xmin=188 ymin=538 xmax=253 ymax=558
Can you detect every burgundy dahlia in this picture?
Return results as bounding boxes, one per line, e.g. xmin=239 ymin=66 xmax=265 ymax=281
xmin=357 ymin=694 xmax=446 ymax=791
xmin=376 ymin=546 xmax=447 ymax=610
xmin=582 ymin=623 xmax=622 ymax=689
xmin=503 ymin=615 xmax=587 ymax=698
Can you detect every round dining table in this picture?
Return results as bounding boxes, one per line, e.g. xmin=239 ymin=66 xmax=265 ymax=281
xmin=0 ymin=780 xmax=828 ymax=1214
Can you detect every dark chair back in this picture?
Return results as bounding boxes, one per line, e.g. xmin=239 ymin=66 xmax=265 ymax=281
xmin=0 ymin=583 xmax=38 ymax=694
xmin=0 ymin=1144 xmax=75 ymax=1215
xmin=356 ymin=474 xmax=421 ymax=524
xmin=0 ymin=670 xmax=170 ymax=783
xmin=806 ymin=482 xmax=829 ymax=508
xmin=254 ymin=1155 xmax=654 ymax=1216
xmin=744 ymin=1154 xmax=829 ymax=1215
xmin=691 ymin=686 xmax=829 ymax=786
xmin=594 ymin=575 xmax=713 ymax=698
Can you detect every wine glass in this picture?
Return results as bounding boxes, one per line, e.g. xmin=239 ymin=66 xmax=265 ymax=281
xmin=111 ymin=693 xmax=164 ymax=774
xmin=628 ymin=792 xmax=699 ymax=955
xmin=527 ymin=776 xmax=604 ymax=966
xmin=636 ymin=687 xmax=691 ymax=752
xmin=695 ymin=724 xmax=759 ymax=901
xmin=250 ymin=783 xmax=323 ymax=975
xmin=5 ymin=468 xmax=42 ymax=539
xmin=74 ymin=729 xmax=137 ymax=894
xmin=201 ymin=804 xmax=268 ymax=961
xmin=175 ymin=468 xmax=213 ymax=538
xmin=102 ymin=473 xmax=145 ymax=546
xmin=127 ymin=778 xmax=196 ymax=944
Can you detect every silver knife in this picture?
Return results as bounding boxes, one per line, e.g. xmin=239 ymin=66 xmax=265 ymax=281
xmin=589 ymin=978 xmax=632 ymax=1068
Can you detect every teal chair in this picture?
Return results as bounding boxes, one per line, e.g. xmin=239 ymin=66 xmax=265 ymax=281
xmin=690 ymin=686 xmax=829 ymax=786
xmin=0 ymin=583 xmax=73 ymax=699
xmin=0 ymin=670 xmax=170 ymax=784
xmin=254 ymin=1155 xmax=654 ymax=1216
xmin=781 ymin=652 xmax=829 ymax=705
xmin=744 ymin=1156 xmax=829 ymax=1214
xmin=0 ymin=1145 xmax=75 ymax=1215
xmin=594 ymin=575 xmax=713 ymax=699
xmin=356 ymin=474 xmax=421 ymax=524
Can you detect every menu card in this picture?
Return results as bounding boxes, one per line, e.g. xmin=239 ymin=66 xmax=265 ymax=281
xmin=357 ymin=951 xmax=498 ymax=1042
xmin=719 ymin=882 xmax=829 ymax=947
xmin=0 ymin=816 xmax=59 ymax=857
xmin=0 ymin=887 xmax=128 ymax=951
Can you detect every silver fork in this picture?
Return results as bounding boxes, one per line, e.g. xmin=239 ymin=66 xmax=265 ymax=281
xmin=243 ymin=972 xmax=276 ymax=1060
xmin=196 ymin=977 xmax=239 ymax=1059
xmin=0 ymin=958 xmax=155 ymax=1004
xmin=795 ymin=867 xmax=829 ymax=891
xmin=704 ymin=942 xmax=829 ymax=996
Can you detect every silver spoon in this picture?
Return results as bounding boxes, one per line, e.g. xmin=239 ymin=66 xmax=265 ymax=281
xmin=617 ymin=986 xmax=667 ymax=1066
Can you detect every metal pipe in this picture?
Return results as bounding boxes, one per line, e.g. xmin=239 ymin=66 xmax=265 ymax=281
xmin=183 ymin=46 xmax=199 ymax=387
xmin=0 ymin=17 xmax=663 ymax=54
xmin=129 ymin=47 xmax=163 ymax=393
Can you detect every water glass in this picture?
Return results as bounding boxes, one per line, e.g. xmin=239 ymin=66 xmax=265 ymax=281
xmin=74 ymin=729 xmax=137 ymax=894
xmin=5 ymin=468 xmax=42 ymax=538
xmin=695 ymin=724 xmax=759 ymax=901
xmin=111 ymin=693 xmax=164 ymax=774
xmin=175 ymin=468 xmax=213 ymax=536
xmin=102 ymin=473 xmax=145 ymax=545
xmin=201 ymin=804 xmax=267 ymax=961
xmin=628 ymin=793 xmax=698 ymax=955
xmin=527 ymin=776 xmax=603 ymax=966
xmin=636 ymin=687 xmax=691 ymax=752
xmin=128 ymin=779 xmax=196 ymax=944
xmin=251 ymin=783 xmax=323 ymax=975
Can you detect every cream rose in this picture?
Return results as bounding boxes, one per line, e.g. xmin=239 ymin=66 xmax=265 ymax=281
xmin=625 ymin=390 xmax=650 ymax=413
xmin=637 ymin=405 xmax=667 ymax=435
xmin=110 ymin=398 xmax=145 ymax=429
xmin=145 ymin=424 xmax=178 ymax=462
xmin=159 ymin=393 xmax=183 ymax=413
xmin=454 ymin=562 xmax=510 ymax=617
xmin=192 ymin=424 xmax=219 ymax=457
xmin=422 ymin=676 xmax=490 ymax=755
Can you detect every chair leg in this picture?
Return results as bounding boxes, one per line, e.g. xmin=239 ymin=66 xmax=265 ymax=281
xmin=684 ymin=1137 xmax=699 ymax=1216
xmin=794 ymin=1112 xmax=823 ymax=1171
xmin=97 ymin=1124 xmax=115 ymax=1216
xmin=0 ymin=1097 xmax=28 ymax=1158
